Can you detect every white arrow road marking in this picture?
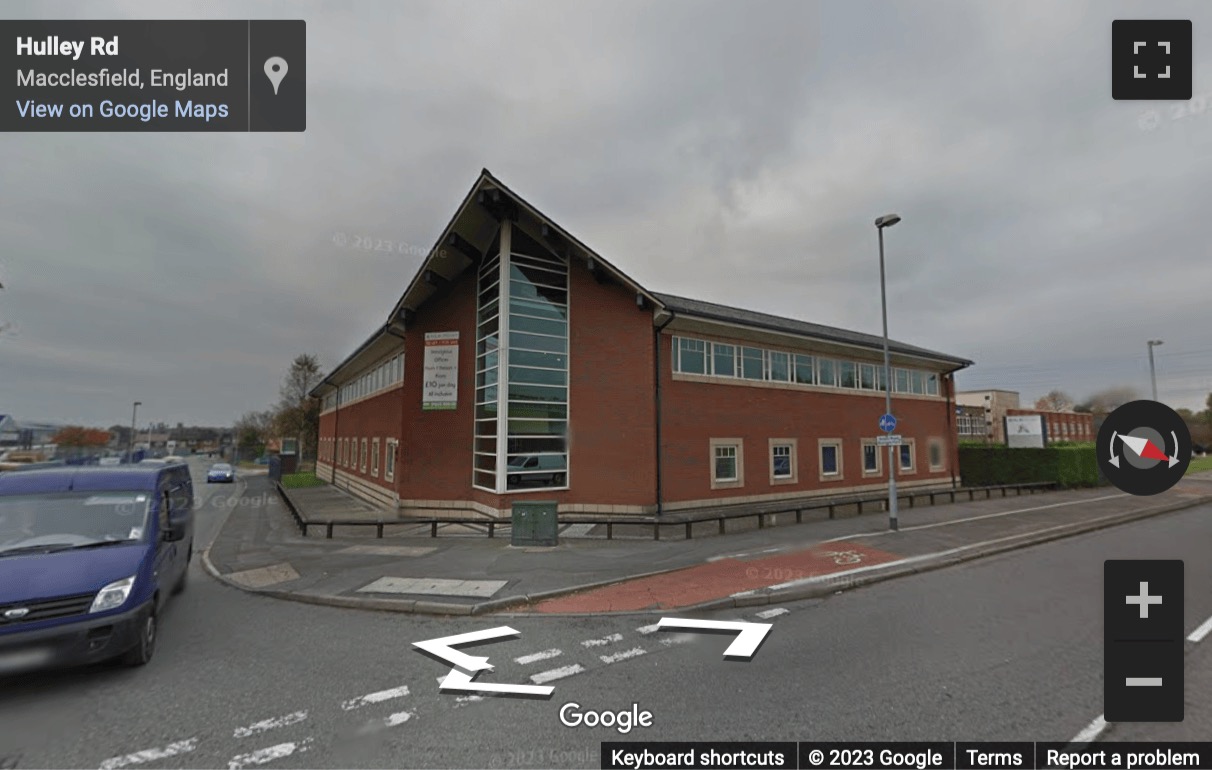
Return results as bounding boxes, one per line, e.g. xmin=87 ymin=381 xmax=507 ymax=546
xmin=228 ymin=738 xmax=313 ymax=770
xmin=439 ymin=667 xmax=554 ymax=696
xmin=600 ymin=647 xmax=647 ymax=664
xmin=340 ymin=685 xmax=410 ymax=711
xmin=581 ymin=633 xmax=623 ymax=647
xmin=100 ymin=739 xmax=199 ymax=770
xmin=635 ymin=623 xmax=661 ymax=635
xmin=515 ymin=648 xmax=562 ymax=665
xmin=233 ymin=711 xmax=308 ymax=738
xmin=413 ymin=626 xmax=519 ymax=672
xmin=531 ymin=664 xmax=585 ymax=684
xmin=655 ymin=618 xmax=772 ymax=660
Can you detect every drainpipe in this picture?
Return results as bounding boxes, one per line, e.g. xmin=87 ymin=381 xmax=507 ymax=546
xmin=946 ymin=373 xmax=958 ymax=489
xmin=386 ymin=325 xmax=408 ymax=508
xmin=653 ymin=310 xmax=676 ymax=517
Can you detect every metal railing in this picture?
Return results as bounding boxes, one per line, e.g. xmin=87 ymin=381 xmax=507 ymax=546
xmin=274 ymin=480 xmax=1059 ymax=540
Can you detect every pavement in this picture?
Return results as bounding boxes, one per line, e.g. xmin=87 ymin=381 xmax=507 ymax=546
xmin=201 ymin=472 xmax=1212 ymax=616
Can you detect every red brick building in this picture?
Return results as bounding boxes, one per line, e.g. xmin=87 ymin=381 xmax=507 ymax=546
xmin=1005 ymin=409 xmax=1095 ymax=443
xmin=311 ymin=170 xmax=973 ymax=518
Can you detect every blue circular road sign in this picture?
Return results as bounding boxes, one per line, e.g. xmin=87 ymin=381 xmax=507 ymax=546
xmin=879 ymin=413 xmax=897 ymax=432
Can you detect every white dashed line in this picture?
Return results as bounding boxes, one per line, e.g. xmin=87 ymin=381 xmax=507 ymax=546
xmin=515 ymin=648 xmax=562 ymax=665
xmin=636 ymin=623 xmax=661 ymax=635
xmin=531 ymin=664 xmax=585 ymax=684
xmin=227 ymin=738 xmax=313 ymax=769
xmin=1069 ymin=715 xmax=1108 ymax=743
xmin=756 ymin=608 xmax=789 ymax=619
xmin=357 ymin=711 xmax=414 ymax=735
xmin=233 ymin=711 xmax=308 ymax=738
xmin=582 ymin=633 xmax=623 ymax=647
xmin=455 ymin=696 xmax=484 ymax=705
xmin=659 ymin=634 xmax=693 ymax=646
xmin=600 ymin=647 xmax=647 ymax=664
xmin=100 ymin=739 xmax=199 ymax=770
xmin=1188 ymin=613 xmax=1212 ymax=643
xmin=340 ymin=685 xmax=410 ymax=711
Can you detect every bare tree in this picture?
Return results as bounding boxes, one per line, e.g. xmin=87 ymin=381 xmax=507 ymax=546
xmin=1075 ymin=386 xmax=1141 ymax=415
xmin=274 ymin=354 xmax=324 ymax=460
xmin=1034 ymin=389 xmax=1074 ymax=412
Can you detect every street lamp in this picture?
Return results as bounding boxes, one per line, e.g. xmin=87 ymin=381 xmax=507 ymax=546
xmin=128 ymin=401 xmax=141 ymax=463
xmin=876 ymin=213 xmax=902 ymax=532
xmin=1147 ymin=339 xmax=1164 ymax=401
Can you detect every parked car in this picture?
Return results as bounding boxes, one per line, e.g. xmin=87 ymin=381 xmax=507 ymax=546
xmin=206 ymin=463 xmax=235 ymax=483
xmin=505 ymin=454 xmax=567 ymax=487
xmin=0 ymin=463 xmax=194 ymax=671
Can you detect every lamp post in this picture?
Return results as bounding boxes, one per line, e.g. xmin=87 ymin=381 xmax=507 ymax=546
xmin=1147 ymin=340 xmax=1163 ymax=401
xmin=876 ymin=213 xmax=902 ymax=531
xmin=128 ymin=402 xmax=141 ymax=463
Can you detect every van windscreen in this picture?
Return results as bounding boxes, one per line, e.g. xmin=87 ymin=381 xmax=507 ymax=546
xmin=0 ymin=491 xmax=152 ymax=553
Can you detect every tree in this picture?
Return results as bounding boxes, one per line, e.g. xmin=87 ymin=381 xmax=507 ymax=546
xmin=274 ymin=354 xmax=324 ymax=461
xmin=51 ymin=426 xmax=113 ymax=459
xmin=1034 ymin=389 xmax=1074 ymax=412
xmin=1076 ymin=386 xmax=1141 ymax=416
xmin=232 ymin=410 xmax=275 ymax=457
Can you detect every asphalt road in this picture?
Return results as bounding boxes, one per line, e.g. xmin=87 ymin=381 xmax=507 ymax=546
xmin=1 ymin=459 xmax=1210 ymax=769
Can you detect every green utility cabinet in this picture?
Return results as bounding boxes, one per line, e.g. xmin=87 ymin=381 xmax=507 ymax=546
xmin=511 ymin=500 xmax=558 ymax=546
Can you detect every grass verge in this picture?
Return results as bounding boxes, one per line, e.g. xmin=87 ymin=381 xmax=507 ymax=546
xmin=281 ymin=471 xmax=325 ymax=489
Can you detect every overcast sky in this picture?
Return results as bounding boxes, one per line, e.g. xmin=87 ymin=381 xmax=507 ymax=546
xmin=3 ymin=0 xmax=1212 ymax=429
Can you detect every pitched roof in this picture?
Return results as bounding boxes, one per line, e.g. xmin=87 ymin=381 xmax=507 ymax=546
xmin=653 ymin=293 xmax=972 ymax=368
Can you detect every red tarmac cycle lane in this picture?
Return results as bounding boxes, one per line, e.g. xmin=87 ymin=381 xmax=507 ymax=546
xmin=533 ymin=540 xmax=902 ymax=613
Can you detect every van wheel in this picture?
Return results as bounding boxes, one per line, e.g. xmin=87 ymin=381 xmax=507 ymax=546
xmin=551 ymin=473 xmax=565 ymax=486
xmin=120 ymin=608 xmax=157 ymax=667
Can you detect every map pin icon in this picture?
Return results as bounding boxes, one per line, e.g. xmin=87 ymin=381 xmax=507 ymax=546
xmin=264 ymin=57 xmax=288 ymax=95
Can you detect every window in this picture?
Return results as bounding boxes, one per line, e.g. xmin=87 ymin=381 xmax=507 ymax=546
xmin=342 ymin=438 xmax=348 ymax=466
xmin=818 ymin=359 xmax=837 ymax=387
xmin=895 ymin=368 xmax=911 ymax=393
xmin=710 ymin=439 xmax=744 ymax=489
xmin=928 ymin=439 xmax=944 ymax=471
xmin=862 ymin=440 xmax=882 ymax=476
xmin=712 ymin=343 xmax=736 ymax=377
xmin=911 ymin=370 xmax=926 ymax=395
xmin=385 ymin=439 xmax=397 ymax=482
xmin=819 ymin=440 xmax=842 ymax=480
xmin=769 ymin=439 xmax=797 ymax=485
xmin=794 ymin=354 xmax=815 ymax=385
xmin=926 ymin=373 xmax=939 ymax=396
xmin=877 ymin=366 xmax=888 ymax=393
xmin=839 ymin=361 xmax=857 ymax=389
xmin=677 ymin=337 xmax=707 ymax=374
xmin=741 ymin=347 xmax=764 ymax=380
xmin=860 ymin=363 xmax=877 ymax=390
xmin=900 ymin=440 xmax=916 ymax=473
xmin=371 ymin=439 xmax=380 ymax=478
xmin=767 ymin=351 xmax=791 ymax=382
xmin=361 ymin=439 xmax=368 ymax=472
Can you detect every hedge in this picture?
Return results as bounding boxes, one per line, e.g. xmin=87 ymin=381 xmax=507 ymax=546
xmin=958 ymin=445 xmax=1102 ymax=488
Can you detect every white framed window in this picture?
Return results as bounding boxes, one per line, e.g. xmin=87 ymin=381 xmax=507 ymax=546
xmin=769 ymin=439 xmax=797 ymax=485
xmin=676 ymin=337 xmax=707 ymax=374
xmin=899 ymin=439 xmax=916 ymax=474
xmin=740 ymin=347 xmax=764 ymax=380
xmin=911 ymin=370 xmax=926 ymax=395
xmin=926 ymin=373 xmax=939 ymax=396
xmin=861 ymin=438 xmax=882 ymax=477
xmin=928 ymin=438 xmax=945 ymax=471
xmin=818 ymin=359 xmax=837 ymax=387
xmin=710 ymin=438 xmax=744 ymax=489
xmin=371 ymin=438 xmax=380 ymax=478
xmin=895 ymin=368 xmax=911 ymax=393
xmin=859 ymin=363 xmax=877 ymax=390
xmin=712 ymin=343 xmax=736 ymax=377
xmin=360 ymin=439 xmax=368 ymax=472
xmin=818 ymin=439 xmax=843 ymax=481
xmin=794 ymin=354 xmax=815 ymax=385
xmin=839 ymin=361 xmax=858 ymax=389
xmin=385 ymin=439 xmax=397 ymax=482
xmin=767 ymin=351 xmax=791 ymax=382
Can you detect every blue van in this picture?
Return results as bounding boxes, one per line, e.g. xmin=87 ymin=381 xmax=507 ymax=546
xmin=0 ymin=463 xmax=194 ymax=671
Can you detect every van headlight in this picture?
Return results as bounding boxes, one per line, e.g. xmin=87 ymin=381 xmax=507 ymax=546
xmin=90 ymin=576 xmax=136 ymax=613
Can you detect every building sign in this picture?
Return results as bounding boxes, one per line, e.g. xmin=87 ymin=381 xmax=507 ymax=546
xmin=423 ymin=331 xmax=460 ymax=411
xmin=1005 ymin=414 xmax=1046 ymax=449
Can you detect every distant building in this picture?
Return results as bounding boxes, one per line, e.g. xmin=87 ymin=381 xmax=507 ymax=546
xmin=956 ymin=390 xmax=1021 ymax=444
xmin=1006 ymin=408 xmax=1094 ymax=443
xmin=955 ymin=404 xmax=989 ymax=441
xmin=0 ymin=415 xmax=19 ymax=446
